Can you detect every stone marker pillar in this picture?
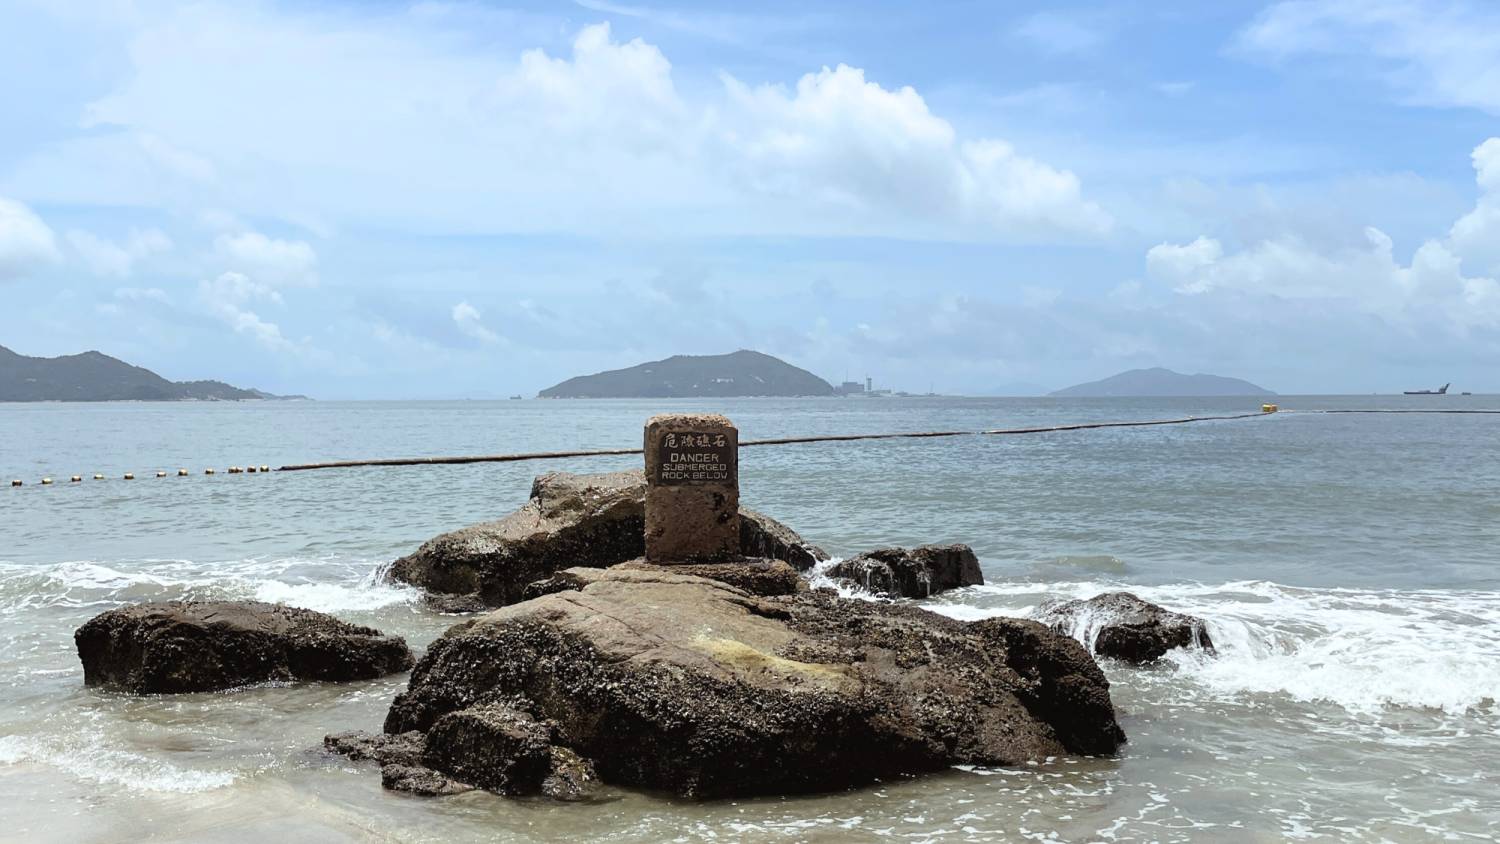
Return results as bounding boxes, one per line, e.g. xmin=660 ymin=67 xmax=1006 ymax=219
xmin=644 ymin=413 xmax=739 ymax=563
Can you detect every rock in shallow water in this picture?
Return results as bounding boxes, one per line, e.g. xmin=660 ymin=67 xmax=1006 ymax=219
xmin=75 ymin=601 xmax=414 ymax=694
xmin=377 ymin=567 xmax=1124 ymax=799
xmin=1036 ymin=591 xmax=1215 ymax=664
xmin=826 ymin=544 xmax=984 ymax=598
xmin=386 ymin=470 xmax=827 ymax=609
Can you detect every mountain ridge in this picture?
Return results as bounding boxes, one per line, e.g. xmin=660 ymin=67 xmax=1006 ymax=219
xmin=0 ymin=344 xmax=302 ymax=402
xmin=539 ymin=350 xmax=835 ymax=398
xmin=1050 ymin=367 xmax=1274 ymax=397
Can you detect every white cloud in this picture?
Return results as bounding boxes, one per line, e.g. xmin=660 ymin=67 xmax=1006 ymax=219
xmin=720 ymin=64 xmax=1111 ymax=237
xmin=1448 ymin=138 xmax=1500 ymax=273
xmin=0 ymin=197 xmax=60 ymax=280
xmin=1148 ymin=138 xmax=1500 ymax=330
xmin=213 ymin=232 xmax=317 ymax=287
xmin=197 ymin=270 xmax=294 ymax=352
xmin=1239 ymin=0 xmax=1500 ymax=114
xmin=9 ymin=11 xmax=1107 ymax=242
xmin=1146 ymin=236 xmax=1223 ymax=287
xmin=67 ymin=228 xmax=172 ymax=277
xmin=452 ymin=301 xmax=501 ymax=344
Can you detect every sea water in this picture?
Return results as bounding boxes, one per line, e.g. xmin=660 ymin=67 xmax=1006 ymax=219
xmin=1 ymin=396 xmax=1497 ymax=842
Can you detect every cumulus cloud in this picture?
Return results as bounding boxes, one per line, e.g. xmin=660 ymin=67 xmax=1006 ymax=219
xmin=1239 ymin=0 xmax=1500 ymax=114
xmin=213 ymin=232 xmax=317 ymax=287
xmin=720 ymin=64 xmax=1111 ymax=237
xmin=9 ymin=11 xmax=1107 ymax=242
xmin=67 ymin=228 xmax=172 ymax=277
xmin=0 ymin=197 xmax=60 ymax=280
xmin=1148 ymin=138 xmax=1500 ymax=330
xmin=452 ymin=301 xmax=501 ymax=344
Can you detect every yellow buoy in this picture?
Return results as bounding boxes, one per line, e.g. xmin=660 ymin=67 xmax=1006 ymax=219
xmin=123 ymin=473 xmax=135 ymax=480
xmin=178 ymin=469 xmax=189 ymax=476
xmin=71 ymin=476 xmax=82 ymax=483
xmin=1261 ymin=403 xmax=1278 ymax=413
xmin=41 ymin=477 xmax=53 ymax=485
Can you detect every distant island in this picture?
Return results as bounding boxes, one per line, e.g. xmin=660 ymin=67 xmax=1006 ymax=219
xmin=0 ymin=344 xmax=302 ymax=402
xmin=539 ymin=350 xmax=835 ymax=398
xmin=1050 ymin=367 xmax=1274 ymax=397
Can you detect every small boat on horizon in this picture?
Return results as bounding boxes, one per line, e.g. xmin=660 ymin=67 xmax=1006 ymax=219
xmin=1403 ymin=383 xmax=1450 ymax=395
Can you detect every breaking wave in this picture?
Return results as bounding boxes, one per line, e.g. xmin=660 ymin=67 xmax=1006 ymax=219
xmin=0 ymin=557 xmax=419 ymax=615
xmin=931 ymin=579 xmax=1500 ymax=717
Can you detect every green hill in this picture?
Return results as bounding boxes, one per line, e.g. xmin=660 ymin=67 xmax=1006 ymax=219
xmin=1051 ymin=367 xmax=1274 ymax=397
xmin=539 ymin=350 xmax=834 ymax=398
xmin=0 ymin=344 xmax=298 ymax=401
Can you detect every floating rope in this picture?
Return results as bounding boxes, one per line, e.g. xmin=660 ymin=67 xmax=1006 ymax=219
xmin=274 ymin=411 xmax=1272 ymax=473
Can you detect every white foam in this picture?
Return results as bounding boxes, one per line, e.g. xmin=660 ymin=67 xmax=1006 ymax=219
xmin=0 ymin=557 xmax=418 ymax=615
xmin=929 ymin=579 xmax=1500 ymax=717
xmin=0 ymin=734 xmax=237 ymax=794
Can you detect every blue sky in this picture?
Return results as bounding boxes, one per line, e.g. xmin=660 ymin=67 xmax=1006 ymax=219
xmin=1 ymin=0 xmax=1497 ymax=397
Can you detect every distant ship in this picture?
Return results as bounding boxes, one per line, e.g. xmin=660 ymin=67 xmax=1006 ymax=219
xmin=509 ymin=394 xmax=524 ymax=400
xmin=1403 ymin=383 xmax=1450 ymax=395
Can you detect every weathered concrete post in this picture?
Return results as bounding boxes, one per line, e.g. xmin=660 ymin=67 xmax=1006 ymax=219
xmin=644 ymin=413 xmax=739 ymax=563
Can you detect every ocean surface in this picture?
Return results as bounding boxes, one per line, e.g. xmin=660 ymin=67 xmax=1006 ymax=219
xmin=2 ymin=396 xmax=1497 ymax=842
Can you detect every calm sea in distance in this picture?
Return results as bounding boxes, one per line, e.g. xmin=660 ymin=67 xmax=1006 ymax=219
xmin=2 ymin=396 xmax=1497 ymax=842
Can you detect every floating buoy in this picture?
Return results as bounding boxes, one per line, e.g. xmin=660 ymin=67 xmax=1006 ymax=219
xmin=260 ymin=465 xmax=270 ymax=473
xmin=123 ymin=473 xmax=135 ymax=480
xmin=246 ymin=466 xmax=257 ymax=473
xmin=156 ymin=471 xmax=167 ymax=478
xmin=71 ymin=476 xmax=82 ymax=483
xmin=41 ymin=477 xmax=53 ymax=485
xmin=1261 ymin=403 xmax=1279 ymax=413
xmin=9 ymin=480 xmax=19 ymax=487
xmin=178 ymin=469 xmax=189 ymax=476
xmin=205 ymin=468 xmax=216 ymax=475
xmin=93 ymin=473 xmax=105 ymax=480
xmin=228 ymin=466 xmax=242 ymax=474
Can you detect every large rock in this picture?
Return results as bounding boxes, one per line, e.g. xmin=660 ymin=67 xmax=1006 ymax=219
xmin=76 ymin=601 xmax=414 ymax=694
xmin=386 ymin=470 xmax=826 ymax=608
xmin=525 ymin=559 xmax=802 ymax=600
xmin=827 ymin=544 xmax=984 ymax=598
xmin=380 ymin=568 xmax=1124 ymax=799
xmin=1035 ymin=591 xmax=1215 ymax=664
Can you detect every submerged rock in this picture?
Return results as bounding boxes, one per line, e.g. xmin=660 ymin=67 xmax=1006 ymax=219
xmin=379 ymin=567 xmax=1124 ymax=799
xmin=75 ymin=601 xmax=413 ymax=694
xmin=827 ymin=544 xmax=984 ymax=598
xmin=326 ymin=714 xmax=598 ymax=800
xmin=386 ymin=470 xmax=826 ymax=608
xmin=1036 ymin=591 xmax=1215 ymax=664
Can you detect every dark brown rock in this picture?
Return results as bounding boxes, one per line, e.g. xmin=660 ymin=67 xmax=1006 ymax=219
xmin=827 ymin=544 xmax=984 ymax=598
xmin=740 ymin=507 xmax=828 ymax=571
xmin=386 ymin=470 xmax=825 ymax=608
xmin=324 ymin=730 xmax=426 ymax=767
xmin=1035 ymin=591 xmax=1215 ymax=664
xmin=74 ymin=601 xmax=413 ymax=694
xmin=381 ymin=567 xmax=1123 ymax=799
xmin=421 ymin=703 xmax=555 ymax=795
